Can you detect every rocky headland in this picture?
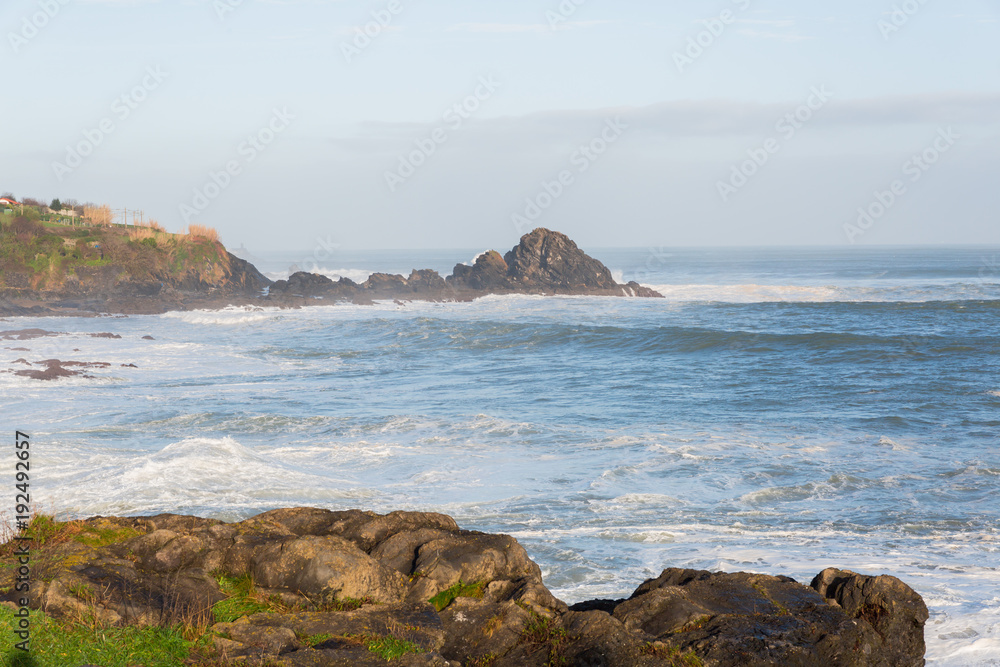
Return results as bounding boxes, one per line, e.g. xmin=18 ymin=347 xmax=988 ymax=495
xmin=2 ymin=508 xmax=928 ymax=666
xmin=0 ymin=227 xmax=661 ymax=318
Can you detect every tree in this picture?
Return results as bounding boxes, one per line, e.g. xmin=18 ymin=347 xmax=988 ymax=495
xmin=50 ymin=198 xmax=62 ymax=211
xmin=1 ymin=192 xmax=14 ymax=201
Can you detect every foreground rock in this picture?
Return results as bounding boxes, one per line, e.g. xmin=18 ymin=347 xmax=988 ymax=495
xmin=0 ymin=509 xmax=927 ymax=666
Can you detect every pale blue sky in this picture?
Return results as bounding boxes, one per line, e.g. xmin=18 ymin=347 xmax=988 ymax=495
xmin=1 ymin=0 xmax=998 ymax=250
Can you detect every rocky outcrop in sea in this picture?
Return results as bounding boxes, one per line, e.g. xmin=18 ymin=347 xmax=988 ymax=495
xmin=268 ymin=228 xmax=661 ymax=303
xmin=3 ymin=508 xmax=928 ymax=666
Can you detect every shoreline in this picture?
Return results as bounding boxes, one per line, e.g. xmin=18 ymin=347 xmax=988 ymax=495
xmin=2 ymin=508 xmax=929 ymax=666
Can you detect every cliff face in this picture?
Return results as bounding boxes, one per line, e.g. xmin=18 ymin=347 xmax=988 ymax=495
xmin=1 ymin=508 xmax=928 ymax=666
xmin=0 ymin=221 xmax=270 ymax=297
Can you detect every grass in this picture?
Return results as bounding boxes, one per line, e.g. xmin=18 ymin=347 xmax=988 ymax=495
xmin=211 ymin=572 xmax=374 ymax=623
xmin=344 ymin=634 xmax=422 ymax=661
xmin=428 ymin=580 xmax=485 ymax=612
xmin=0 ymin=607 xmax=199 ymax=667
xmin=641 ymin=642 xmax=704 ymax=666
xmin=0 ymin=515 xmax=142 ymax=560
xmin=518 ymin=608 xmax=570 ymax=667
xmin=749 ymin=580 xmax=790 ymax=617
xmin=211 ymin=574 xmax=273 ymax=623
xmin=300 ymin=632 xmax=333 ymax=647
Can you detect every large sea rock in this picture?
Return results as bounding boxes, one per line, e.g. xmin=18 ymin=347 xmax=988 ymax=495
xmin=269 ymin=228 xmax=662 ymax=301
xmin=2 ymin=508 xmax=927 ymax=666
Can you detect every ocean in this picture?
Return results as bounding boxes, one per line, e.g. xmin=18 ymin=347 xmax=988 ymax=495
xmin=3 ymin=246 xmax=999 ymax=665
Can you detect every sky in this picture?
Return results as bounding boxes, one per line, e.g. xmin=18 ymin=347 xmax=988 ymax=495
xmin=1 ymin=0 xmax=998 ymax=251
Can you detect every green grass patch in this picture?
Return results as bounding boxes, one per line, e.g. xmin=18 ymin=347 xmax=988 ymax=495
xmin=346 ymin=634 xmax=422 ymax=661
xmin=0 ymin=607 xmax=197 ymax=667
xmin=300 ymin=632 xmax=333 ymax=647
xmin=641 ymin=642 xmax=704 ymax=666
xmin=72 ymin=525 xmax=141 ymax=549
xmin=14 ymin=516 xmax=62 ymax=547
xmin=428 ymin=581 xmax=485 ymax=612
xmin=211 ymin=574 xmax=273 ymax=623
xmin=518 ymin=608 xmax=570 ymax=667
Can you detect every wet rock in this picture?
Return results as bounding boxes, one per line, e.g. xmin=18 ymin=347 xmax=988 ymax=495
xmin=448 ymin=251 xmax=510 ymax=291
xmin=407 ymin=269 xmax=448 ymax=292
xmin=363 ymin=273 xmax=409 ymax=292
xmin=812 ymin=567 xmax=929 ymax=667
xmin=0 ymin=328 xmax=60 ymax=341
xmin=504 ymin=228 xmax=619 ymax=292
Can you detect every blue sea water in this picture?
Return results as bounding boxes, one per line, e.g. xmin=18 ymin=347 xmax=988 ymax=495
xmin=3 ymin=246 xmax=1000 ymax=665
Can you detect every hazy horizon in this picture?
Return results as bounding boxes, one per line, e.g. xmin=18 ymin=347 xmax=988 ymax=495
xmin=2 ymin=0 xmax=997 ymax=252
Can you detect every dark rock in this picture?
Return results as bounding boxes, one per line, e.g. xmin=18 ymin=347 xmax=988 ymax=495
xmin=448 ymin=251 xmax=510 ymax=291
xmin=0 ymin=328 xmax=60 ymax=341
xmin=14 ymin=359 xmax=83 ymax=381
xmin=812 ymin=567 xmax=929 ymax=667
xmin=89 ymin=332 xmax=122 ymax=339
xmin=271 ymin=272 xmax=336 ymax=297
xmin=407 ymin=269 xmax=448 ymax=292
xmin=504 ymin=228 xmax=619 ymax=292
xmin=142 ymin=335 xmax=155 ymax=340
xmin=363 ymin=273 xmax=409 ymax=292
xmin=271 ymin=273 xmax=360 ymax=299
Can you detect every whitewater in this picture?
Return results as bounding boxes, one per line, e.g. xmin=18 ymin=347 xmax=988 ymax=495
xmin=2 ymin=246 xmax=999 ymax=665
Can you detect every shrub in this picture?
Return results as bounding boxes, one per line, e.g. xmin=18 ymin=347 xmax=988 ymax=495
xmin=128 ymin=226 xmax=156 ymax=242
xmin=83 ymin=204 xmax=113 ymax=227
xmin=187 ymin=224 xmax=219 ymax=242
xmin=10 ymin=216 xmax=45 ymax=240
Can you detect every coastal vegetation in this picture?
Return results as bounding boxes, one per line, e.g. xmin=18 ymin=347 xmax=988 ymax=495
xmin=0 ymin=198 xmax=229 ymax=291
